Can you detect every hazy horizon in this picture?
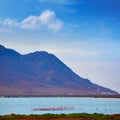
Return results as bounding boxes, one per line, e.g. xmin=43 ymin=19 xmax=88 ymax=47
xmin=0 ymin=0 xmax=120 ymax=93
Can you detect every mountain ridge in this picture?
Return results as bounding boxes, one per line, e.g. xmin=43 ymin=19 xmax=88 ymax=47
xmin=0 ymin=45 xmax=118 ymax=96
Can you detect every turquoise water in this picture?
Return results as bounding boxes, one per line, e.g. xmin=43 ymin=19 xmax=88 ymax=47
xmin=0 ymin=97 xmax=120 ymax=115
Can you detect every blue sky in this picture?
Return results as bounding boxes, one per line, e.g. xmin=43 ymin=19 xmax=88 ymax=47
xmin=0 ymin=0 xmax=120 ymax=93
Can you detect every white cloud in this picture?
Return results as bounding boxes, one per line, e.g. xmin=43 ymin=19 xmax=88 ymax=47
xmin=21 ymin=10 xmax=63 ymax=30
xmin=3 ymin=18 xmax=19 ymax=28
xmin=39 ymin=10 xmax=63 ymax=30
xmin=21 ymin=15 xmax=39 ymax=29
xmin=0 ymin=10 xmax=63 ymax=31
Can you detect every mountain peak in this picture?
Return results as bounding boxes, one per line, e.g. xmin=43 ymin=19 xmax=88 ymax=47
xmin=0 ymin=45 xmax=20 ymax=56
xmin=26 ymin=51 xmax=49 ymax=55
xmin=0 ymin=44 xmax=6 ymax=49
xmin=36 ymin=51 xmax=48 ymax=54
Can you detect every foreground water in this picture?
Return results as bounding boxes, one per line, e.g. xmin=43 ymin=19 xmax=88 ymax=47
xmin=0 ymin=97 xmax=120 ymax=115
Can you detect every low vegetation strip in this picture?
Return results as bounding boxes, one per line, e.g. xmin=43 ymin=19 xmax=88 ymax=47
xmin=0 ymin=113 xmax=120 ymax=120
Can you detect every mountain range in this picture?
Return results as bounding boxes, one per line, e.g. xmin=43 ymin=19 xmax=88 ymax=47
xmin=0 ymin=44 xmax=118 ymax=96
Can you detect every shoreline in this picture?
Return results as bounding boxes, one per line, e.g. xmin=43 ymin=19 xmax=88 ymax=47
xmin=0 ymin=113 xmax=120 ymax=120
xmin=1 ymin=94 xmax=120 ymax=98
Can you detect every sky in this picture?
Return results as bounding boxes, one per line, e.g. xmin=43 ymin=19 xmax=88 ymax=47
xmin=0 ymin=0 xmax=120 ymax=93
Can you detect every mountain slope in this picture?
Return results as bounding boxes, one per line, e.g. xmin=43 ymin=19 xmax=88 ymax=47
xmin=0 ymin=45 xmax=118 ymax=96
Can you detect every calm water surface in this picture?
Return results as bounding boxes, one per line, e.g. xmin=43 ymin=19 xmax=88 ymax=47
xmin=0 ymin=97 xmax=120 ymax=115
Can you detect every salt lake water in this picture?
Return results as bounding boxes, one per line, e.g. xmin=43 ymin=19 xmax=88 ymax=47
xmin=0 ymin=97 xmax=120 ymax=115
